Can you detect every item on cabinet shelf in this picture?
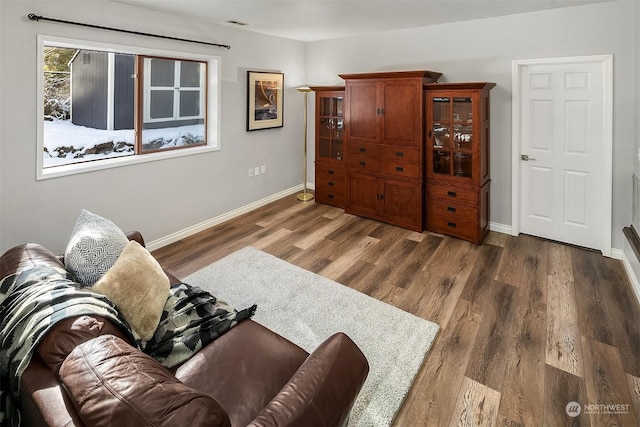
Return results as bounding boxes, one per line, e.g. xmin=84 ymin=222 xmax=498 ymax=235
xmin=425 ymin=82 xmax=495 ymax=244
xmin=311 ymin=86 xmax=346 ymax=208
xmin=296 ymin=86 xmax=314 ymax=202
xmin=339 ymin=70 xmax=442 ymax=232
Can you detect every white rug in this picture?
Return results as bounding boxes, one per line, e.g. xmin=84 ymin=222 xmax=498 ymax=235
xmin=184 ymin=246 xmax=439 ymax=427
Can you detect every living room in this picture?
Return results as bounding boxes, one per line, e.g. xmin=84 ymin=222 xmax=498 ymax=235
xmin=1 ymin=0 xmax=639 ymax=425
xmin=0 ymin=0 xmax=636 ymax=261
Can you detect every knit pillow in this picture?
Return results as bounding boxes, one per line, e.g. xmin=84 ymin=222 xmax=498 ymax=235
xmin=92 ymin=240 xmax=170 ymax=341
xmin=65 ymin=210 xmax=128 ymax=286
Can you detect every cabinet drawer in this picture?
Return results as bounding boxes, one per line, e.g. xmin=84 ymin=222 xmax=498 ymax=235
xmin=316 ymin=175 xmax=346 ymax=194
xmin=428 ymin=183 xmax=479 ymax=205
xmin=348 ymin=156 xmax=380 ymax=173
xmin=427 ymin=200 xmax=478 ymax=223
xmin=380 ymin=146 xmax=420 ymax=163
xmin=347 ymin=142 xmax=380 ymax=158
xmin=316 ymin=163 xmax=346 ymax=180
xmin=316 ymin=191 xmax=346 ymax=207
xmin=427 ymin=213 xmax=478 ymax=242
xmin=381 ymin=161 xmax=421 ymax=178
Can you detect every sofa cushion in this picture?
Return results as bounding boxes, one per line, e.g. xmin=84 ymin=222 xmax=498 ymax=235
xmin=37 ymin=315 xmax=128 ymax=374
xmin=64 ymin=209 xmax=128 ymax=286
xmin=92 ymin=240 xmax=170 ymax=341
xmin=0 ymin=243 xmax=64 ymax=281
xmin=59 ymin=334 xmax=230 ymax=427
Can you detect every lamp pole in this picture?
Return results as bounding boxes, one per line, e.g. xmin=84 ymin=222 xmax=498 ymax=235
xmin=296 ymin=86 xmax=314 ymax=202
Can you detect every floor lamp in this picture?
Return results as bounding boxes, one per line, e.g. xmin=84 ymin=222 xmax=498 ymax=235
xmin=296 ymin=86 xmax=314 ymax=202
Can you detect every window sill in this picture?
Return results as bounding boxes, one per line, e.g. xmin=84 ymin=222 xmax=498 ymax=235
xmin=37 ymin=145 xmax=219 ymax=180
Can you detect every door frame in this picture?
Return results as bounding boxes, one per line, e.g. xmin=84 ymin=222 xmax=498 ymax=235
xmin=511 ymin=55 xmax=613 ymax=257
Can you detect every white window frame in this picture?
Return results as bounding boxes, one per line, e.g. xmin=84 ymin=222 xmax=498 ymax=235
xmin=143 ymin=58 xmax=206 ymax=123
xmin=37 ymin=35 xmax=221 ymax=181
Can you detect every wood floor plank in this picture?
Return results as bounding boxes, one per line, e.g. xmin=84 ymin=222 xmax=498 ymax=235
xmin=318 ymin=235 xmax=379 ymax=280
xmin=464 ymin=280 xmax=517 ymax=392
xmin=497 ymin=284 xmax=546 ymax=425
xmin=572 ymin=247 xmax=615 ymax=346
xmin=519 ymin=234 xmax=548 ymax=312
xmin=394 ymin=299 xmax=482 ymax=427
xmin=581 ymin=336 xmax=638 ymax=426
xmin=494 ymin=234 xmax=528 ymax=287
xmin=594 ymin=255 xmax=640 ymax=377
xmin=498 ymin=354 xmax=544 ymax=427
xmin=544 ymin=364 xmax=590 ymax=426
xmin=292 ymin=212 xmax=356 ymax=249
xmin=626 ymin=374 xmax=640 ymax=424
xmin=250 ymin=227 xmax=293 ymax=250
xmin=546 ymin=244 xmax=583 ymax=377
xmin=404 ymin=239 xmax=479 ymax=329
xmin=448 ymin=376 xmax=501 ymax=427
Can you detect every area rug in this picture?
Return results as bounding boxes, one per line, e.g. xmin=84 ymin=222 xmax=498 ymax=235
xmin=184 ymin=246 xmax=439 ymax=426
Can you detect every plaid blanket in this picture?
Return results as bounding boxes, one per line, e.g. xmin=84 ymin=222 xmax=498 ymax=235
xmin=0 ymin=266 xmax=255 ymax=427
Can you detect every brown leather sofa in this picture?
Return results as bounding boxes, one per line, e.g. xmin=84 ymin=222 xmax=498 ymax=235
xmin=0 ymin=232 xmax=369 ymax=427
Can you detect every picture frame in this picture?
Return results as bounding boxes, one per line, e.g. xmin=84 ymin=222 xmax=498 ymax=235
xmin=247 ymin=71 xmax=284 ymax=131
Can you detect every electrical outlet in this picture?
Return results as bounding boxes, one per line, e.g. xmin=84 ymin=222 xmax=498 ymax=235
xmin=261 ymin=165 xmax=266 ymax=174
xmin=254 ymin=166 xmax=260 ymax=176
xmin=248 ymin=168 xmax=253 ymax=178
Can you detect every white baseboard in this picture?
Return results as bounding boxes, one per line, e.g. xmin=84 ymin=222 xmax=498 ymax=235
xmin=621 ymin=243 xmax=640 ymax=306
xmin=146 ymin=184 xmax=303 ymax=251
xmin=489 ymin=221 xmax=512 ymax=235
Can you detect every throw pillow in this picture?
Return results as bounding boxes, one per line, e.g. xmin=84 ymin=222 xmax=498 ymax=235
xmin=65 ymin=209 xmax=128 ymax=286
xmin=92 ymin=240 xmax=170 ymax=341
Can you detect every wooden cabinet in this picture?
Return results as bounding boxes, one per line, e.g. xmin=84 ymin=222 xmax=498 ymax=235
xmin=311 ymin=86 xmax=346 ymax=207
xmin=425 ymin=82 xmax=495 ymax=244
xmin=340 ymin=71 xmax=441 ymax=232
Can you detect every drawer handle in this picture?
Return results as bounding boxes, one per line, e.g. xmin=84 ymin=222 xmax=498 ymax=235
xmin=359 ymin=161 xmax=366 ymax=167
xmin=328 ymin=170 xmax=334 ymax=175
xmin=328 ymin=182 xmax=334 ymax=187
xmin=396 ymin=152 xmax=404 ymax=157
xmin=328 ymin=194 xmax=334 ymax=199
xmin=447 ymin=206 xmax=456 ymax=213
xmin=359 ymin=147 xmax=366 ymax=153
xmin=447 ymin=191 xmax=457 ymax=197
xmin=447 ymin=222 xmax=457 ymax=228
xmin=395 ymin=166 xmax=404 ymax=172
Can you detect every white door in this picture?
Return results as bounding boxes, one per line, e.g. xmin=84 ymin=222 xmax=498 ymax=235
xmin=512 ymin=55 xmax=612 ymax=255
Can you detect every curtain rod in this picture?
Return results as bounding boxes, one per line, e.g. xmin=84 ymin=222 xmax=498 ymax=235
xmin=27 ymin=13 xmax=231 ymax=50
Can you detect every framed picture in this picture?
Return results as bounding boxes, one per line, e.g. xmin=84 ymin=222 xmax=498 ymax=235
xmin=247 ymin=71 xmax=284 ymax=131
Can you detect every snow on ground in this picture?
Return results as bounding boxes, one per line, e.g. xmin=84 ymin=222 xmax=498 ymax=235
xmin=43 ymin=119 xmax=205 ymax=168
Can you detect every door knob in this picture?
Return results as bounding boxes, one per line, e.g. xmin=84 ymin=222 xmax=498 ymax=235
xmin=521 ymin=154 xmax=536 ymax=161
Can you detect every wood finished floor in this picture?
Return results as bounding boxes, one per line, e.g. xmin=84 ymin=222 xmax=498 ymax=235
xmin=152 ymin=195 xmax=640 ymax=426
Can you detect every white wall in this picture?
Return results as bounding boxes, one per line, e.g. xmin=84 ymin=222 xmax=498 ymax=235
xmin=306 ymin=0 xmax=635 ymax=251
xmin=0 ymin=0 xmax=307 ymax=253
xmin=1 ymin=0 xmax=635 ymax=255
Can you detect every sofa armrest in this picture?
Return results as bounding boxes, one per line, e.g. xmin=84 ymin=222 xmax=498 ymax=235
xmin=248 ymin=333 xmax=369 ymax=427
xmin=125 ymin=230 xmax=145 ymax=247
xmin=60 ymin=334 xmax=231 ymax=427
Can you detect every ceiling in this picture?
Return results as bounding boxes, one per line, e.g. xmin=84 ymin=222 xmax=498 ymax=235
xmin=112 ymin=0 xmax=614 ymax=42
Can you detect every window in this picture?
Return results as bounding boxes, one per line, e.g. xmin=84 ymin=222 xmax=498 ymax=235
xmin=38 ymin=36 xmax=220 ymax=179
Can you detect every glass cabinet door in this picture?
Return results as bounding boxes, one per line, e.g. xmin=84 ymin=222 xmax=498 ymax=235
xmin=318 ymin=94 xmax=344 ymax=161
xmin=430 ymin=95 xmax=474 ymax=178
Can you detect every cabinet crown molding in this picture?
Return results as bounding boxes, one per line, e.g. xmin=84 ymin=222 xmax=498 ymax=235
xmin=339 ymin=70 xmax=442 ymax=82
xmin=425 ymin=82 xmax=496 ymax=90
